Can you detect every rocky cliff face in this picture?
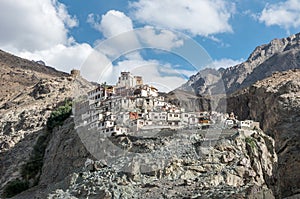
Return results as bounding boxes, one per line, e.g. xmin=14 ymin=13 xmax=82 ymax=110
xmin=180 ymin=33 xmax=300 ymax=95
xmin=0 ymin=77 xmax=92 ymax=192
xmin=225 ymin=69 xmax=300 ymax=198
xmin=0 ymin=50 xmax=94 ymax=196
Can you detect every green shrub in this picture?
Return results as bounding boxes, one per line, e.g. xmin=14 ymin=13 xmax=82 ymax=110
xmin=245 ymin=137 xmax=256 ymax=149
xmin=3 ymin=179 xmax=29 ymax=198
xmin=47 ymin=100 xmax=72 ymax=130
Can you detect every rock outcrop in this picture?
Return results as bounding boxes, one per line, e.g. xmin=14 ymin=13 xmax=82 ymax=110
xmin=225 ymin=69 xmax=300 ymax=198
xmin=13 ymin=123 xmax=278 ymax=199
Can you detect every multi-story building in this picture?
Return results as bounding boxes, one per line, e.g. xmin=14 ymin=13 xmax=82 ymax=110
xmin=116 ymin=72 xmax=143 ymax=89
xmin=75 ymin=71 xmax=257 ymax=136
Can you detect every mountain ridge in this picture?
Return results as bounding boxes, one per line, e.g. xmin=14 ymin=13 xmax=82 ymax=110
xmin=180 ymin=32 xmax=300 ymax=95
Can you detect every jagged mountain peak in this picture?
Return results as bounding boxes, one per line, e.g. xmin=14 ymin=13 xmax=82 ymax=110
xmin=247 ymin=32 xmax=300 ymax=65
xmin=181 ymin=32 xmax=300 ymax=95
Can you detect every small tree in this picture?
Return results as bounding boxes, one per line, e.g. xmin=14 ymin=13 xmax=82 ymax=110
xmin=47 ymin=100 xmax=72 ymax=130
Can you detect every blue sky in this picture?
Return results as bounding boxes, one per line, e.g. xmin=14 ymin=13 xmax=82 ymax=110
xmin=0 ymin=0 xmax=300 ymax=90
xmin=60 ymin=0 xmax=291 ymax=60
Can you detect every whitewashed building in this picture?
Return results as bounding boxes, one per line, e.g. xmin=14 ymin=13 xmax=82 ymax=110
xmin=116 ymin=72 xmax=143 ymax=88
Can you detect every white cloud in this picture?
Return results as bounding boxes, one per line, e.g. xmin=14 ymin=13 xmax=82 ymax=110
xmin=55 ymin=0 xmax=78 ymax=28
xmin=19 ymin=42 xmax=94 ymax=72
xmin=87 ymin=10 xmax=134 ymax=38
xmin=80 ymin=49 xmax=113 ymax=82
xmin=0 ymin=0 xmax=97 ymax=74
xmin=88 ymin=10 xmax=186 ymax=76
xmin=210 ymin=58 xmax=244 ymax=68
xmin=111 ymin=59 xmax=189 ymax=92
xmin=0 ymin=0 xmax=78 ymax=52
xmin=129 ymin=0 xmax=235 ymax=36
xmin=88 ymin=11 xmax=185 ymax=59
xmin=88 ymin=10 xmax=142 ymax=61
xmin=136 ymin=26 xmax=184 ymax=50
xmin=259 ymin=0 xmax=300 ymax=29
xmin=80 ymin=53 xmax=192 ymax=92
xmin=85 ymin=10 xmax=203 ymax=89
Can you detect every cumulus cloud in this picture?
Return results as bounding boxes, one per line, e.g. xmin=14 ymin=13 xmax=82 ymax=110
xmin=80 ymin=49 xmax=113 ymax=82
xmin=87 ymin=10 xmax=134 ymax=38
xmin=86 ymin=10 xmax=188 ymax=87
xmin=211 ymin=58 xmax=244 ymax=68
xmin=19 ymin=43 xmax=94 ymax=72
xmin=129 ymin=0 xmax=235 ymax=36
xmin=136 ymin=26 xmax=184 ymax=50
xmin=259 ymin=0 xmax=300 ymax=29
xmin=85 ymin=10 xmax=197 ymax=89
xmin=88 ymin=11 xmax=185 ymax=59
xmin=0 ymin=0 xmax=78 ymax=52
xmin=0 ymin=0 xmax=97 ymax=74
xmin=88 ymin=10 xmax=142 ymax=61
xmin=80 ymin=51 xmax=194 ymax=92
xmin=109 ymin=59 xmax=190 ymax=92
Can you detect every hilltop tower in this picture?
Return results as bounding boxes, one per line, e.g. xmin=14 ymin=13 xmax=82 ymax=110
xmin=70 ymin=69 xmax=80 ymax=78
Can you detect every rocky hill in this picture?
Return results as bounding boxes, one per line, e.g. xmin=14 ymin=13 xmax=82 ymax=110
xmin=224 ymin=69 xmax=300 ymax=198
xmin=0 ymin=50 xmax=69 ymax=109
xmin=13 ymin=119 xmax=278 ymax=199
xmin=180 ymin=33 xmax=300 ymax=95
xmin=0 ymin=50 xmax=94 ymax=197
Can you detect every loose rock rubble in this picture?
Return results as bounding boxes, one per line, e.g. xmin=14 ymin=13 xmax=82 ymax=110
xmin=45 ymin=127 xmax=277 ymax=199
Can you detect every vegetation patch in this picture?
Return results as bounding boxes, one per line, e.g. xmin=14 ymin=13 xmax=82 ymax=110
xmin=245 ymin=137 xmax=256 ymax=149
xmin=47 ymin=100 xmax=72 ymax=130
